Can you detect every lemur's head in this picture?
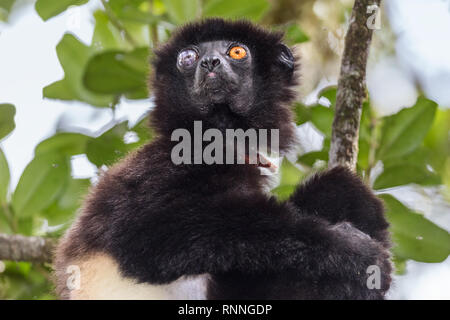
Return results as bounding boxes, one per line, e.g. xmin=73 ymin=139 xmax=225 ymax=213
xmin=151 ymin=18 xmax=298 ymax=151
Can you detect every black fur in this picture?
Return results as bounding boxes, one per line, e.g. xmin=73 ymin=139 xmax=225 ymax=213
xmin=150 ymin=18 xmax=298 ymax=152
xmin=55 ymin=19 xmax=392 ymax=299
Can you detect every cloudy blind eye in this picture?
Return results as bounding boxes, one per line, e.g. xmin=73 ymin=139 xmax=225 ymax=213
xmin=178 ymin=49 xmax=198 ymax=67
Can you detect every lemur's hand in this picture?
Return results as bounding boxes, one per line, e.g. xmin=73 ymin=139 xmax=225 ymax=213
xmin=288 ymin=166 xmax=390 ymax=246
xmin=338 ymin=228 xmax=392 ymax=297
xmin=287 ymin=217 xmax=392 ymax=299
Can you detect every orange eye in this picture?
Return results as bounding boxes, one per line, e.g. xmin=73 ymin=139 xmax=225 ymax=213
xmin=229 ymin=46 xmax=247 ymax=60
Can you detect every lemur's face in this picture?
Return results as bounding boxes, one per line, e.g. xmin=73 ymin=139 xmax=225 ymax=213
xmin=151 ymin=19 xmax=299 ymax=150
xmin=176 ymin=40 xmax=254 ymax=110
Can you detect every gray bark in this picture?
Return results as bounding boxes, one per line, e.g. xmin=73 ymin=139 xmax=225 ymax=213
xmin=0 ymin=233 xmax=55 ymax=263
xmin=328 ymin=0 xmax=382 ymax=171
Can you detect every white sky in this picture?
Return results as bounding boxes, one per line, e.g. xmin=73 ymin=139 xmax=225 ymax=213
xmin=0 ymin=0 xmax=449 ymax=299
xmin=0 ymin=0 xmax=149 ymax=186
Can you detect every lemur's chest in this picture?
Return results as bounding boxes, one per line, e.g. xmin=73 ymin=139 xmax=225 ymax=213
xmin=69 ymin=253 xmax=209 ymax=300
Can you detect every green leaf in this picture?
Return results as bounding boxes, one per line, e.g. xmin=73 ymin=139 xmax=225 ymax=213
xmin=35 ymin=132 xmax=92 ymax=157
xmin=86 ymin=121 xmax=132 ymax=166
xmin=16 ymin=216 xmax=34 ymax=236
xmin=0 ymin=0 xmax=14 ymax=10
xmin=12 ymin=154 xmax=70 ymax=218
xmin=424 ymin=109 xmax=450 ymax=174
xmin=357 ymin=139 xmax=370 ymax=170
xmin=285 ymin=23 xmax=309 ymax=45
xmin=320 ymin=87 xmax=337 ymax=107
xmin=377 ymin=96 xmax=437 ymax=161
xmin=358 ymin=100 xmax=373 ymax=142
xmin=374 ymin=164 xmax=441 ymax=190
xmin=0 ymin=148 xmax=10 ymax=204
xmin=1 ymin=261 xmax=54 ymax=299
xmin=109 ymin=0 xmax=164 ymax=25
xmin=35 ymin=0 xmax=89 ymax=21
xmin=295 ymin=104 xmax=334 ymax=137
xmin=298 ymin=151 xmax=328 ymax=167
xmin=293 ymin=87 xmax=336 ymax=136
xmin=444 ymin=159 xmax=450 ymax=202
xmin=272 ymin=158 xmax=304 ymax=200
xmin=271 ymin=185 xmax=296 ymax=202
xmin=293 ymin=103 xmax=311 ymax=125
xmin=280 ymin=158 xmax=304 ymax=186
xmin=129 ymin=115 xmax=153 ymax=147
xmin=42 ymin=80 xmax=74 ymax=101
xmin=382 ymin=147 xmax=430 ymax=168
xmin=91 ymin=10 xmax=130 ymax=51
xmin=310 ymin=106 xmax=334 ymax=138
xmin=41 ymin=178 xmax=90 ymax=226
xmin=357 ymin=100 xmax=375 ymax=171
xmin=83 ymin=47 xmax=150 ymax=98
xmin=0 ymin=206 xmax=12 ymax=233
xmin=0 ymin=0 xmax=15 ymax=21
xmin=0 ymin=103 xmax=16 ymax=140
xmin=162 ymin=0 xmax=200 ymax=24
xmin=203 ymin=0 xmax=269 ymax=21
xmin=380 ymin=194 xmax=450 ymax=263
xmin=392 ymin=255 xmax=407 ymax=275
xmin=43 ymin=34 xmax=115 ymax=107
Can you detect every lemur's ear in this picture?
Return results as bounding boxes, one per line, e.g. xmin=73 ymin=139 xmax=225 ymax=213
xmin=277 ymin=44 xmax=295 ymax=70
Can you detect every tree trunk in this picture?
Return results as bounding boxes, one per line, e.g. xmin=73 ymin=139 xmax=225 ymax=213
xmin=328 ymin=0 xmax=381 ymax=171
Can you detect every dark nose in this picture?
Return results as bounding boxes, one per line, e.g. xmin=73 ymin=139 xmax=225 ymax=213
xmin=200 ymin=56 xmax=221 ymax=71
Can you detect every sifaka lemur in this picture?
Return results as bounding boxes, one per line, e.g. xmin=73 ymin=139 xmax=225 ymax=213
xmin=54 ymin=18 xmax=392 ymax=300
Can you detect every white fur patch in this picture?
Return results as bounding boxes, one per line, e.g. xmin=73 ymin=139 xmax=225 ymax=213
xmin=68 ymin=253 xmax=208 ymax=300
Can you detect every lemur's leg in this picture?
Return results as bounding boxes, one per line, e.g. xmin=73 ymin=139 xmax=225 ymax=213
xmin=288 ymin=166 xmax=390 ymax=247
xmin=107 ymin=192 xmax=391 ymax=298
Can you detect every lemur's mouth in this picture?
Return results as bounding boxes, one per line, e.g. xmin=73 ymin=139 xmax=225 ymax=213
xmin=196 ymin=69 xmax=239 ymax=96
xmin=203 ymin=73 xmax=222 ymax=86
xmin=244 ymin=153 xmax=278 ymax=173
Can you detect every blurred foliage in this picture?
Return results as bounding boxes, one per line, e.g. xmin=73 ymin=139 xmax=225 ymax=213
xmin=380 ymin=194 xmax=450 ymax=263
xmin=0 ymin=0 xmax=449 ymax=299
xmin=35 ymin=0 xmax=90 ymax=21
xmin=0 ymin=0 xmax=15 ymax=21
xmin=285 ymin=88 xmax=450 ymax=271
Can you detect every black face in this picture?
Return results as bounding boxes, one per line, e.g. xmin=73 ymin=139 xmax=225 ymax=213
xmin=151 ymin=19 xmax=298 ymax=151
xmin=176 ymin=40 xmax=254 ymax=112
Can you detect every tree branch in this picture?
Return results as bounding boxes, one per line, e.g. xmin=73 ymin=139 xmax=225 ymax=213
xmin=328 ymin=0 xmax=381 ymax=171
xmin=148 ymin=0 xmax=159 ymax=48
xmin=100 ymin=0 xmax=138 ymax=47
xmin=0 ymin=233 xmax=56 ymax=263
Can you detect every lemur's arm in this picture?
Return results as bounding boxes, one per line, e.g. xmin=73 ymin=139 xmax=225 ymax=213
xmin=108 ymin=192 xmax=391 ymax=294
xmin=288 ymin=166 xmax=390 ymax=246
